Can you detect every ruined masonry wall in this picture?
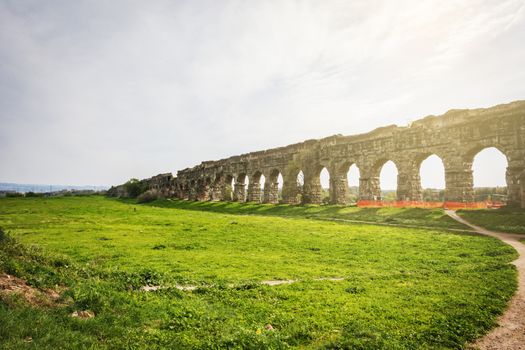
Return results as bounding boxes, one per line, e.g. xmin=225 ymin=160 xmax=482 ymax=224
xmin=113 ymin=101 xmax=525 ymax=208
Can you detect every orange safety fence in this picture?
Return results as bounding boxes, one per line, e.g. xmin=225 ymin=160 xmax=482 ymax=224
xmin=356 ymin=200 xmax=505 ymax=209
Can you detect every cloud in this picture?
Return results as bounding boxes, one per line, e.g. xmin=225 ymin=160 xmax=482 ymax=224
xmin=0 ymin=0 xmax=523 ymax=187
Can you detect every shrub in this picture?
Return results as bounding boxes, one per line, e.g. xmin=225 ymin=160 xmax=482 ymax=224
xmin=123 ymin=178 xmax=148 ymax=198
xmin=5 ymin=192 xmax=23 ymax=198
xmin=25 ymin=192 xmax=43 ymax=197
xmin=137 ymin=189 xmax=160 ymax=203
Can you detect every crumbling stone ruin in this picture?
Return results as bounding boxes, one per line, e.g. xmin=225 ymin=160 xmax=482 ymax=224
xmin=109 ymin=101 xmax=525 ymax=208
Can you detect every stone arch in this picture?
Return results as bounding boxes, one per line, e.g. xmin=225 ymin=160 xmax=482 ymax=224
xmin=360 ymin=158 xmax=399 ymax=201
xmin=464 ymin=142 xmax=511 ymax=163
xmin=297 ymin=162 xmax=332 ymax=205
xmin=443 ymin=145 xmax=513 ymax=203
xmin=331 ymin=160 xmax=361 ymax=205
xmin=470 ymin=147 xmax=509 ymax=203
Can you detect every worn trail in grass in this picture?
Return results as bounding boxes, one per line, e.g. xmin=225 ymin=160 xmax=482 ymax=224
xmin=447 ymin=210 xmax=525 ymax=350
xmin=0 ymin=196 xmax=519 ymax=349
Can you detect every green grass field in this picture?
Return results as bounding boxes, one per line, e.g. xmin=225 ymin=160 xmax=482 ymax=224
xmin=0 ymin=196 xmax=519 ymax=349
xmin=458 ymin=207 xmax=525 ymax=234
xmin=147 ymin=199 xmax=466 ymax=230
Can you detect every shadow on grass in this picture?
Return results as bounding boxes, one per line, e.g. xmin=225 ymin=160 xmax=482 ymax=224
xmin=129 ymin=199 xmax=466 ymax=230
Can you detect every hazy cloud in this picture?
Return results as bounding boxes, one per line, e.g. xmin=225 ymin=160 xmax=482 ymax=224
xmin=0 ymin=0 xmax=523 ymax=186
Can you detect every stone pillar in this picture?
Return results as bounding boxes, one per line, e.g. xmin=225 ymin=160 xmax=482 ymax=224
xmin=282 ymin=174 xmax=300 ymax=204
xmin=396 ymin=171 xmax=422 ymax=201
xmin=506 ymin=166 xmax=524 ymax=207
xmin=233 ymin=182 xmax=246 ymax=202
xmin=247 ymin=182 xmax=262 ymax=202
xmin=263 ymin=179 xmax=279 ymax=204
xmin=197 ymin=183 xmax=210 ymax=201
xmin=178 ymin=185 xmax=187 ymax=200
xmin=444 ymin=166 xmax=474 ymax=202
xmin=359 ymin=177 xmax=381 ymax=201
xmin=303 ymin=172 xmax=322 ymax=204
xmin=210 ymin=181 xmax=222 ymax=201
xmin=188 ymin=186 xmax=197 ymax=201
xmin=182 ymin=187 xmax=190 ymax=200
xmin=330 ymin=172 xmax=348 ymax=205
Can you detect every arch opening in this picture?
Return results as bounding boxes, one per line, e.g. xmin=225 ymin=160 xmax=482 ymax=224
xmin=320 ymin=167 xmax=330 ymax=204
xmin=277 ymin=173 xmax=283 ymax=201
xmin=472 ymin=147 xmax=508 ymax=203
xmin=296 ymin=170 xmax=304 ymax=203
xmin=379 ymin=160 xmax=398 ymax=201
xmin=259 ymin=174 xmax=266 ymax=190
xmin=242 ymin=174 xmax=249 ymax=202
xmin=419 ymin=154 xmax=445 ymax=201
xmin=258 ymin=173 xmax=265 ymax=203
xmin=346 ymin=164 xmax=360 ymax=204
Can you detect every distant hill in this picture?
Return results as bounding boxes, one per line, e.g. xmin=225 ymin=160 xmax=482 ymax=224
xmin=0 ymin=182 xmax=109 ymax=194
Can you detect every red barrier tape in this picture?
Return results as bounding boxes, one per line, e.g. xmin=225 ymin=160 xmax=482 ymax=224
xmin=356 ymin=201 xmax=505 ymax=209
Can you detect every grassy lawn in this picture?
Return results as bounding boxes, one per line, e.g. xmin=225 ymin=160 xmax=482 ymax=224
xmin=458 ymin=207 xmax=525 ymax=234
xmin=147 ymin=199 xmax=466 ymax=230
xmin=0 ymin=196 xmax=518 ymax=349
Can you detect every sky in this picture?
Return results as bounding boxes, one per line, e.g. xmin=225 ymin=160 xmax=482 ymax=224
xmin=1 ymin=0 xmax=524 ymax=189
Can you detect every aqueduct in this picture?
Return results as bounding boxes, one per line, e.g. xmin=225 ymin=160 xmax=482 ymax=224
xmin=117 ymin=101 xmax=525 ymax=208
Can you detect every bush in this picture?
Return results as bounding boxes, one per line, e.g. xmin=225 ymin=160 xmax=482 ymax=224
xmin=25 ymin=192 xmax=43 ymax=197
xmin=5 ymin=192 xmax=23 ymax=198
xmin=123 ymin=179 xmax=148 ymax=198
xmin=136 ymin=189 xmax=160 ymax=203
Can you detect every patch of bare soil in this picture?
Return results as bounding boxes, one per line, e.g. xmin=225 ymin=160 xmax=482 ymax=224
xmin=70 ymin=310 xmax=95 ymax=319
xmin=446 ymin=211 xmax=525 ymax=350
xmin=140 ymin=277 xmax=346 ymax=292
xmin=0 ymin=272 xmax=67 ymax=307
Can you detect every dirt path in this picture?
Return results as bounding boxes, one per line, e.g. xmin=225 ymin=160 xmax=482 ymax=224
xmin=445 ymin=210 xmax=525 ymax=350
